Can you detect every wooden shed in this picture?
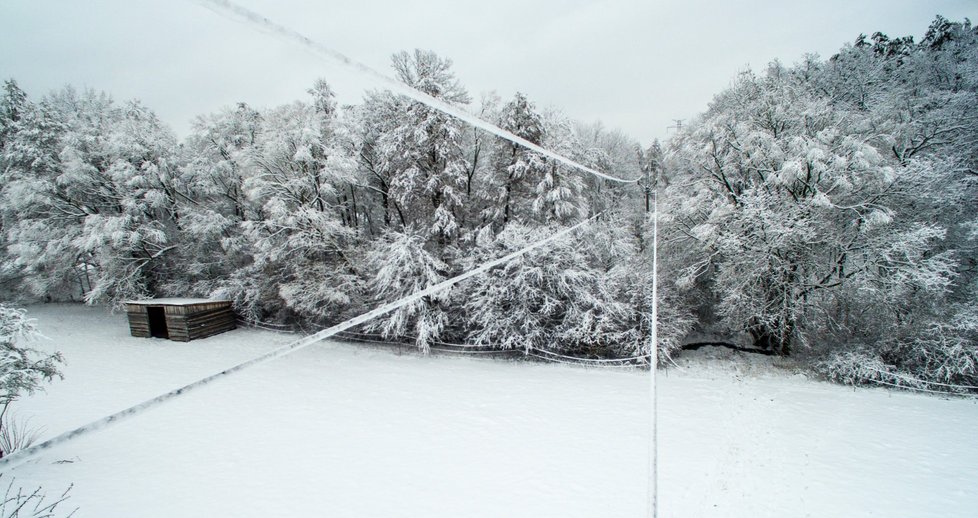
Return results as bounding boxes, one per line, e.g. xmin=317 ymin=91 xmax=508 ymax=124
xmin=125 ymin=298 xmax=236 ymax=342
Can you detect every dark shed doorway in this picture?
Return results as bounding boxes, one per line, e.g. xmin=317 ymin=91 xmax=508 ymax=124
xmin=147 ymin=306 xmax=169 ymax=338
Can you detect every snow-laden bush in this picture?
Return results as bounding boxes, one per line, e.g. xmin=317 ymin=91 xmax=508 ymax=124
xmin=817 ymin=300 xmax=978 ymax=393
xmin=612 ymin=262 xmax=696 ymax=364
xmin=0 ymin=305 xmax=62 ymax=407
xmin=889 ymin=300 xmax=977 ymax=385
xmin=361 ymin=229 xmax=452 ymax=353
xmin=456 ymin=222 xmax=656 ymax=358
xmin=0 ymin=410 xmax=42 ymax=458
xmin=0 ymin=305 xmax=62 ymax=458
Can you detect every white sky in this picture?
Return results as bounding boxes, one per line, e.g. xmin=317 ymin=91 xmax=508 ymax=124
xmin=1 ymin=0 xmax=975 ymax=144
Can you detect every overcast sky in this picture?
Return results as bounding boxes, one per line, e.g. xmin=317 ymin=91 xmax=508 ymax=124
xmin=1 ymin=0 xmax=975 ymax=144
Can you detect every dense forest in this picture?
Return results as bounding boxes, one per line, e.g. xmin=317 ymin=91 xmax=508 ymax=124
xmin=1 ymin=16 xmax=975 ymax=389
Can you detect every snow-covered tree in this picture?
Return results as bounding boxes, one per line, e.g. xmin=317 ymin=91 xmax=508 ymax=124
xmin=572 ymin=120 xmax=642 ymax=218
xmin=234 ymin=84 xmax=359 ymax=322
xmin=0 ymin=81 xmax=64 ymax=299
xmin=806 ymin=17 xmax=978 ymax=384
xmin=167 ymin=101 xmax=263 ymax=303
xmin=665 ymin=17 xmax=976 ymax=368
xmin=177 ymin=82 xmax=361 ymax=323
xmin=482 ymin=92 xmax=548 ymax=228
xmin=361 ymin=50 xmax=472 ymax=245
xmin=531 ymin=110 xmax=588 ymax=224
xmin=1 ymin=86 xmax=180 ymax=304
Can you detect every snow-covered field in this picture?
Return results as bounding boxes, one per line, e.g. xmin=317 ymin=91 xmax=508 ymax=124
xmin=6 ymin=304 xmax=978 ymax=517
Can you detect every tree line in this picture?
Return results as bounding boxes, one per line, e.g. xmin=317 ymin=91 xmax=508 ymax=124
xmin=0 ymin=49 xmax=671 ymax=359
xmin=1 ymin=16 xmax=975 ymax=388
xmin=663 ymin=16 xmax=977 ymax=387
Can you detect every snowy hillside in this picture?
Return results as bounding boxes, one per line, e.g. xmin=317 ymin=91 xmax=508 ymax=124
xmin=7 ymin=305 xmax=977 ymax=517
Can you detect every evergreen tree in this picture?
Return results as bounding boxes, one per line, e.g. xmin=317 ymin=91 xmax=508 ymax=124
xmin=484 ymin=92 xmax=547 ymax=228
xmin=366 ymin=50 xmax=472 ymax=245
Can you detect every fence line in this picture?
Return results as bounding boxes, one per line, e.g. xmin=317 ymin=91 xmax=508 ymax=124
xmin=859 ymin=365 xmax=978 ymax=391
xmin=334 ymin=331 xmax=647 ymax=365
xmin=866 ymin=377 xmax=976 ymax=397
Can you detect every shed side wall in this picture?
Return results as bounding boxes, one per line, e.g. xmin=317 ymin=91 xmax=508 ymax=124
xmin=126 ymin=305 xmax=151 ymax=338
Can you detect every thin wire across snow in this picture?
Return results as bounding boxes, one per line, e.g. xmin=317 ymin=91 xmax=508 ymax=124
xmin=0 ymin=214 xmax=603 ymax=470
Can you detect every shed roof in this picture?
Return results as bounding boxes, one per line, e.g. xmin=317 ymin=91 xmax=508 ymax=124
xmin=124 ymin=298 xmax=231 ymax=306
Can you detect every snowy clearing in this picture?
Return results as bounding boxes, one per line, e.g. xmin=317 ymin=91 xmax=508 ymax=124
xmin=6 ymin=305 xmax=978 ymax=517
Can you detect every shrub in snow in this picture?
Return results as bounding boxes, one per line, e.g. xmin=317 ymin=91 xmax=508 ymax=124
xmin=0 ymin=474 xmax=76 ymax=518
xmin=0 ymin=305 xmax=62 ymax=406
xmin=613 ymin=258 xmax=696 ymax=364
xmin=818 ymin=301 xmax=978 ymax=393
xmin=0 ymin=305 xmax=62 ymax=458
xmin=817 ymin=349 xmax=902 ymax=387
xmin=583 ymin=215 xmax=695 ymax=362
xmin=0 ymin=411 xmax=41 ymax=458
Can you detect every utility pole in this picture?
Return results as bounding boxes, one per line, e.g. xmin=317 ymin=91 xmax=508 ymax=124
xmin=667 ymin=119 xmax=684 ymax=132
xmin=644 ymin=166 xmax=651 ymax=214
xmin=648 ymin=189 xmax=659 ymax=518
xmin=641 ymin=144 xmax=658 ymax=214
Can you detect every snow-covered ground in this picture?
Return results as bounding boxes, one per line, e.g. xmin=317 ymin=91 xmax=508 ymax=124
xmin=6 ymin=304 xmax=978 ymax=517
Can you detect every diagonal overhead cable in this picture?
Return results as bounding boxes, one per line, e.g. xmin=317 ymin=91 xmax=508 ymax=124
xmin=191 ymin=0 xmax=642 ymax=185
xmin=0 ymin=214 xmax=602 ymax=470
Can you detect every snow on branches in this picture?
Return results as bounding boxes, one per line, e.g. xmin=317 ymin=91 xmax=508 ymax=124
xmin=2 ymin=17 xmax=975 ymax=382
xmin=664 ymin=17 xmax=978 ymax=383
xmin=0 ymin=305 xmax=62 ymax=406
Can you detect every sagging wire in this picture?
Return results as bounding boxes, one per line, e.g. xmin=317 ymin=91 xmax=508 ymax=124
xmin=191 ymin=0 xmax=643 ymax=186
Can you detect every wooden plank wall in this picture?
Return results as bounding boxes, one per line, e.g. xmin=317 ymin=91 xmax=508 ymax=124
xmin=126 ymin=305 xmax=151 ymax=338
xmin=162 ymin=302 xmax=233 ymax=316
xmin=167 ymin=306 xmax=236 ymax=342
